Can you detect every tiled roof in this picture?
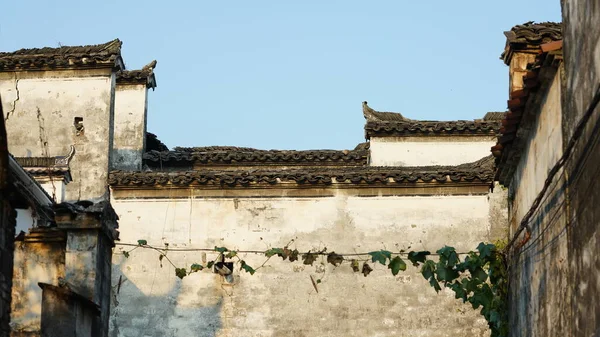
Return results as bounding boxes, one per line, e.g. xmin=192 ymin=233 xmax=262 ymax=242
xmin=14 ymin=148 xmax=74 ymax=181
xmin=492 ymin=42 xmax=563 ymax=184
xmin=110 ymin=155 xmax=495 ymax=187
xmin=363 ymin=102 xmax=501 ymax=138
xmin=502 ymin=22 xmax=562 ymax=64
xmin=145 ymin=143 xmax=369 ymax=167
xmin=146 ymin=132 xmax=169 ymax=152
xmin=0 ymin=39 xmax=123 ymax=71
xmin=483 ymin=112 xmax=507 ymax=121
xmin=116 ymin=60 xmax=157 ymax=88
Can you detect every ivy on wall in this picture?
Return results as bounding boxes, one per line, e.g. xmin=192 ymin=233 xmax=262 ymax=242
xmin=121 ymin=240 xmax=508 ymax=337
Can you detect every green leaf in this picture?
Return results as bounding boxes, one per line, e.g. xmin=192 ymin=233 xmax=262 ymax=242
xmin=436 ymin=266 xmax=459 ymax=283
xmin=137 ymin=239 xmax=148 ymax=246
xmin=225 ymin=251 xmax=237 ymax=259
xmin=302 ymin=252 xmax=317 ymax=265
xmin=407 ymin=251 xmax=430 ymax=266
xmin=175 ymin=268 xmax=187 ymax=279
xmin=362 ymin=262 xmax=373 ymax=277
xmin=469 ymin=283 xmax=493 ymax=309
xmin=265 ymin=248 xmax=285 ymax=258
xmin=421 ymin=260 xmax=435 ymax=280
xmin=477 ymin=242 xmax=496 ymax=260
xmin=428 ymin=277 xmax=441 ymax=292
xmin=350 ymin=260 xmax=360 ymax=272
xmin=368 ymin=250 xmax=392 ymax=265
xmin=437 ymin=246 xmax=459 ymax=267
xmin=326 ymin=252 xmax=344 ymax=266
xmin=123 ymin=251 xmax=130 ymax=258
xmin=449 ymin=281 xmax=468 ymax=302
xmin=207 ymin=261 xmax=215 ymax=269
xmin=388 ymin=256 xmax=407 ymax=276
xmin=214 ymin=246 xmax=228 ymax=253
xmin=288 ymin=249 xmax=299 ymax=262
xmin=240 ymin=260 xmax=255 ymax=275
xmin=190 ymin=263 xmax=203 ymax=272
xmin=421 ymin=260 xmax=441 ymax=292
xmin=471 ymin=267 xmax=488 ymax=282
xmin=316 ymin=279 xmax=322 ymax=284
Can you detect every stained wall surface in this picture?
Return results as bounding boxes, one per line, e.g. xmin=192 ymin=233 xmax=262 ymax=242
xmin=0 ymin=70 xmax=114 ymax=201
xmin=109 ymin=188 xmax=506 ymax=337
xmin=505 ymin=69 xmax=571 ymax=336
xmin=112 ymin=84 xmax=147 ymax=171
xmin=561 ymin=1 xmax=600 ymax=335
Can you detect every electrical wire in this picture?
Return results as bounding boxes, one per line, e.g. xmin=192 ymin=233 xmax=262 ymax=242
xmin=114 ymin=242 xmax=474 ymax=257
xmin=507 ymin=83 xmax=600 ymax=252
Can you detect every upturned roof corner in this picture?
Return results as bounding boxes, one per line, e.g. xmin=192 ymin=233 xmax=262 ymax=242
xmin=362 ymin=102 xmax=502 ymax=139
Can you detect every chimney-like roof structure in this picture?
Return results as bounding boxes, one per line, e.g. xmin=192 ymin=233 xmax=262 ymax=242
xmin=501 ymin=22 xmax=562 ymax=65
xmin=116 ymin=60 xmax=157 ymax=89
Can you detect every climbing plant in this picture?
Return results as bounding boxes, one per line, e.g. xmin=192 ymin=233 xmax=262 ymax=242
xmin=121 ymin=240 xmax=508 ymax=337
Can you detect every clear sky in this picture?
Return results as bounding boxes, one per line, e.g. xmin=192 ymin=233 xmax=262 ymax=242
xmin=1 ymin=1 xmax=561 ymax=150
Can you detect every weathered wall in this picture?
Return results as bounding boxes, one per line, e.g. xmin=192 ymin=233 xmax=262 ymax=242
xmin=369 ymin=136 xmax=496 ymax=166
xmin=0 ymin=98 xmax=14 ymax=337
xmin=561 ymin=1 xmax=600 ymax=335
xmin=111 ymin=84 xmax=147 ymax=171
xmin=64 ymin=229 xmax=113 ymax=337
xmin=38 ymin=179 xmax=66 ymax=204
xmin=506 ymin=69 xmax=571 ymax=336
xmin=508 ymin=53 xmax=537 ymax=95
xmin=10 ymin=229 xmax=66 ymax=336
xmin=0 ymin=70 xmax=115 ymax=201
xmin=0 ymin=201 xmax=14 ymax=337
xmin=109 ymin=188 xmax=505 ymax=337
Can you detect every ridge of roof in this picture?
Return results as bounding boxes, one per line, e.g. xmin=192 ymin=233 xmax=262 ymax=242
xmin=110 ymin=155 xmax=495 ymax=187
xmin=145 ymin=143 xmax=370 ymax=167
xmin=501 ymin=21 xmax=562 ymax=64
xmin=362 ymin=102 xmax=501 ymax=138
xmin=483 ymin=112 xmax=508 ymax=121
xmin=0 ymin=39 xmax=123 ymax=71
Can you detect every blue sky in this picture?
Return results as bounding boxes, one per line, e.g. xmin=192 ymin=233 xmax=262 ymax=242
xmin=1 ymin=1 xmax=561 ymax=150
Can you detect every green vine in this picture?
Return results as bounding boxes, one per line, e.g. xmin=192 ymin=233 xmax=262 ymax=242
xmin=121 ymin=241 xmax=507 ymax=337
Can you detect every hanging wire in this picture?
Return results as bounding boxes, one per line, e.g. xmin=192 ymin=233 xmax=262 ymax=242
xmin=506 ymin=83 xmax=600 ymax=252
xmin=114 ymin=242 xmax=474 ymax=257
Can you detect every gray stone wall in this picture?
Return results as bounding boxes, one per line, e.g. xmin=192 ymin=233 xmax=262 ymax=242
xmin=562 ymin=1 xmax=600 ymax=335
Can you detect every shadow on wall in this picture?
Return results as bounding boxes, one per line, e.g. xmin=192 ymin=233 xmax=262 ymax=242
xmin=510 ymin=176 xmax=570 ymax=337
xmin=10 ymin=240 xmax=65 ymax=335
xmin=110 ymin=259 xmax=223 ymax=337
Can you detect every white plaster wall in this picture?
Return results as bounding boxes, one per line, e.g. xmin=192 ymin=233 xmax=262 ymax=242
xmin=15 ymin=208 xmax=35 ymax=235
xmin=0 ymin=71 xmax=114 ymax=201
xmin=112 ymin=84 xmax=147 ymax=170
xmin=510 ymin=71 xmax=563 ymax=227
xmin=369 ymin=136 xmax=496 ymax=166
xmin=110 ymin=193 xmax=494 ymax=337
xmin=39 ymin=180 xmax=66 ymax=203
xmin=507 ymin=69 xmax=570 ymax=336
xmin=11 ymin=240 xmax=65 ymax=334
